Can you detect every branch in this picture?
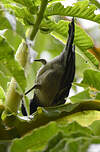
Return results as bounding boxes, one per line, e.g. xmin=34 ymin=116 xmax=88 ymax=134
xmin=30 ymin=0 xmax=48 ymax=40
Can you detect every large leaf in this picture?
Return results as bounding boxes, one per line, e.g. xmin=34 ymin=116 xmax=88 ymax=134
xmin=58 ymin=110 xmax=100 ymax=128
xmin=72 ymin=69 xmax=100 ymax=105
xmin=46 ymin=1 xmax=100 ymax=24
xmin=42 ymin=20 xmax=93 ymax=50
xmin=90 ymin=120 xmax=100 ymax=136
xmin=90 ymin=0 xmax=100 ymax=9
xmin=0 ymin=71 xmax=10 ymax=91
xmin=9 ymin=121 xmax=100 ymax=152
xmin=0 ymin=16 xmax=25 ymax=39
xmin=4 ymin=4 xmax=35 ymax=25
xmin=2 ymin=0 xmax=99 ymax=69
xmin=70 ymin=88 xmax=93 ymax=103
xmin=41 ymin=19 xmax=98 ymax=69
xmin=0 ymin=16 xmax=25 ymax=50
xmin=2 ymin=0 xmax=41 ymax=7
xmin=1 ymin=101 xmax=100 ymax=139
xmin=79 ymin=69 xmax=100 ymax=91
xmin=0 ymin=35 xmax=26 ymax=92
xmin=4 ymin=29 xmax=22 ymax=51
xmin=2 ymin=0 xmax=38 ymax=14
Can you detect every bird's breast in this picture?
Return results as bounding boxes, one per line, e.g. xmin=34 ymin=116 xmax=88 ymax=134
xmin=34 ymin=63 xmax=64 ymax=106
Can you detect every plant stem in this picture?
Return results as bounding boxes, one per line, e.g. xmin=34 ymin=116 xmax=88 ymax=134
xmin=30 ymin=0 xmax=48 ymax=40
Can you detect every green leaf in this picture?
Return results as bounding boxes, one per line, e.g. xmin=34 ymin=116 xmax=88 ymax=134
xmin=0 ymin=71 xmax=10 ymax=91
xmin=77 ymin=48 xmax=99 ymax=69
xmin=42 ymin=19 xmax=98 ymax=69
xmin=4 ymin=4 xmax=35 ymax=25
xmin=90 ymin=0 xmax=100 ymax=9
xmin=10 ymin=121 xmax=93 ymax=152
xmin=2 ymin=101 xmax=100 ymax=139
xmin=0 ymin=35 xmax=26 ymax=92
xmin=0 ymin=16 xmax=25 ymax=39
xmin=63 ymin=138 xmax=89 ymax=152
xmin=49 ymin=0 xmax=66 ymax=3
xmin=4 ymin=0 xmax=38 ymax=14
xmin=81 ymin=69 xmax=100 ymax=91
xmin=70 ymin=88 xmax=92 ymax=103
xmin=58 ymin=110 xmax=100 ymax=127
xmin=10 ymin=122 xmax=60 ymax=152
xmin=0 ymin=16 xmax=25 ymax=51
xmin=46 ymin=1 xmax=100 ymax=24
xmin=2 ymin=0 xmax=40 ymax=7
xmin=42 ymin=20 xmax=93 ymax=50
xmin=43 ymin=132 xmax=65 ymax=152
xmin=90 ymin=120 xmax=100 ymax=136
xmin=0 ymin=104 xmax=5 ymax=115
xmin=4 ymin=29 xmax=22 ymax=51
xmin=50 ymin=138 xmax=68 ymax=152
xmin=75 ymin=52 xmax=91 ymax=77
xmin=95 ymin=92 xmax=100 ymax=100
xmin=0 ymin=16 xmax=12 ymax=30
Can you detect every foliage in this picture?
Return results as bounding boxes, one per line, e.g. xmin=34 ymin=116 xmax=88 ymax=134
xmin=0 ymin=0 xmax=100 ymax=151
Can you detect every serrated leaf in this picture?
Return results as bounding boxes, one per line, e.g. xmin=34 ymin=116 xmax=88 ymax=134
xmin=42 ymin=19 xmax=98 ymax=69
xmin=49 ymin=0 xmax=65 ymax=3
xmin=8 ymin=0 xmax=37 ymax=14
xmin=43 ymin=20 xmax=93 ymax=50
xmin=0 ymin=35 xmax=26 ymax=92
xmin=90 ymin=0 xmax=100 ymax=9
xmin=4 ymin=4 xmax=35 ymax=25
xmin=46 ymin=1 xmax=100 ymax=24
xmin=2 ymin=0 xmax=40 ymax=7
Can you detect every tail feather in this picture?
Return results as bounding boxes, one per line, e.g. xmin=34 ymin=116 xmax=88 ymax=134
xmin=53 ymin=18 xmax=75 ymax=105
xmin=65 ymin=17 xmax=75 ymax=51
xmin=61 ymin=18 xmax=75 ymax=87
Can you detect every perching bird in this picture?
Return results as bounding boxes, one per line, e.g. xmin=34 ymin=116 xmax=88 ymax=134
xmin=21 ymin=18 xmax=75 ymax=116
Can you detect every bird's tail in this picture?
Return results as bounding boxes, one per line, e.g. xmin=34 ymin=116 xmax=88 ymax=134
xmin=66 ymin=18 xmax=75 ymax=49
xmin=64 ymin=17 xmax=75 ymax=64
xmin=60 ymin=17 xmax=75 ymax=90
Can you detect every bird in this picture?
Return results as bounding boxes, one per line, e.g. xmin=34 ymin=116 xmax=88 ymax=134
xmin=21 ymin=18 xmax=75 ymax=116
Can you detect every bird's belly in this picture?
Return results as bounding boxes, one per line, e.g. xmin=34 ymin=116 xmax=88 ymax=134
xmin=35 ymin=68 xmax=63 ymax=106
